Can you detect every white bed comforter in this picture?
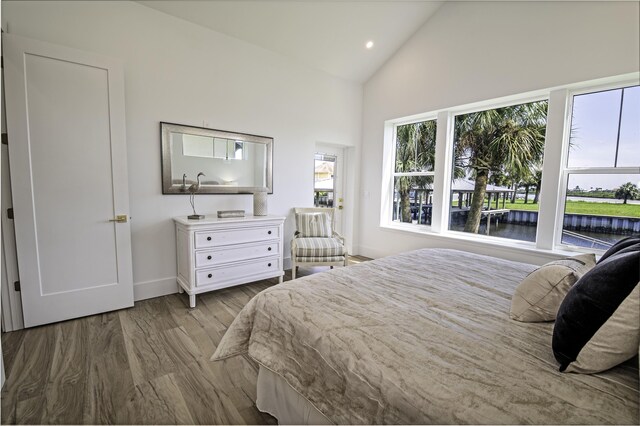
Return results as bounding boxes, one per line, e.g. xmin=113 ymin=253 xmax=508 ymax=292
xmin=212 ymin=249 xmax=639 ymax=424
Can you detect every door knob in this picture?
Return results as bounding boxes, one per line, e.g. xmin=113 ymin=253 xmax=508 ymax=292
xmin=108 ymin=215 xmax=128 ymax=223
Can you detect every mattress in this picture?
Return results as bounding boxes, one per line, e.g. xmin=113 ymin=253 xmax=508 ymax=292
xmin=212 ymin=248 xmax=639 ymax=424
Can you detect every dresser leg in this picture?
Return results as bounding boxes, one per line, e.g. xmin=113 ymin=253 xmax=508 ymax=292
xmin=178 ymin=285 xmax=184 ymax=294
xmin=189 ymin=294 xmax=196 ymax=308
xmin=279 ymin=275 xmax=283 ymax=284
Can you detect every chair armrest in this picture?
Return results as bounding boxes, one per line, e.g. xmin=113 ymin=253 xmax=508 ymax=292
xmin=332 ymin=231 xmax=345 ymax=244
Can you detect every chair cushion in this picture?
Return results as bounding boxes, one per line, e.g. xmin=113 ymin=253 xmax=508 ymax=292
xmin=295 ymin=237 xmax=346 ymax=257
xmin=296 ymin=212 xmax=332 ymax=237
xmin=295 ymin=255 xmax=345 ymax=263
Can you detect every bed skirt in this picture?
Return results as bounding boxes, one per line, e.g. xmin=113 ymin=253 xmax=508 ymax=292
xmin=256 ymin=366 xmax=332 ymax=425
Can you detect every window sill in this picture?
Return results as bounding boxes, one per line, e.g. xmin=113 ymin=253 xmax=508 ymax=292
xmin=379 ymin=222 xmax=591 ymax=262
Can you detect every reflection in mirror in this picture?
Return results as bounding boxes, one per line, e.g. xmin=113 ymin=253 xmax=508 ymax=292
xmin=161 ymin=123 xmax=273 ymax=194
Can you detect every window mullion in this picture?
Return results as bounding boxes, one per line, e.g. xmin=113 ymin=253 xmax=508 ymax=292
xmin=537 ymin=89 xmax=570 ymax=251
xmin=431 ymin=111 xmax=452 ymax=233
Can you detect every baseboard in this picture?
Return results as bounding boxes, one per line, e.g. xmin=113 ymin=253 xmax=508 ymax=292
xmin=133 ymin=277 xmax=179 ymax=302
xmin=133 ymin=260 xmax=293 ymax=302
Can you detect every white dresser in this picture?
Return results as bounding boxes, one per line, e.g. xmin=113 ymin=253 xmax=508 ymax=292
xmin=174 ymin=215 xmax=285 ymax=307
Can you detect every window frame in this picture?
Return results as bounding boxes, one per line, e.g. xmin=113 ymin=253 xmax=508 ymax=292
xmin=442 ymin=95 xmax=549 ymax=246
xmin=380 ymin=73 xmax=640 ymax=256
xmin=554 ymin=81 xmax=640 ymax=251
xmin=386 ymin=116 xmax=438 ymax=229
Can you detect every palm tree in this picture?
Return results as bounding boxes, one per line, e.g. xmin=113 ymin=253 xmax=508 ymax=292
xmin=615 ymin=182 xmax=640 ymax=204
xmin=395 ymin=121 xmax=437 ymax=222
xmin=454 ymin=101 xmax=547 ymax=233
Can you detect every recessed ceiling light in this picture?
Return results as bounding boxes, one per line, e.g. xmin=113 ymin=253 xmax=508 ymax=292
xmin=365 ymin=41 xmax=374 ymax=49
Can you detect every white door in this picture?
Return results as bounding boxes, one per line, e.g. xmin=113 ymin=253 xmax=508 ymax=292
xmin=314 ymin=145 xmax=345 ymax=234
xmin=3 ymin=34 xmax=133 ymax=327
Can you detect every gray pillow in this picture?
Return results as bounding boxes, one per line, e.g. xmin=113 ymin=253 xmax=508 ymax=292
xmin=510 ymin=253 xmax=596 ymax=322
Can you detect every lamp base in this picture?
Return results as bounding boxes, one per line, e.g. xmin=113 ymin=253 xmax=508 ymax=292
xmin=188 ymin=214 xmax=205 ymax=220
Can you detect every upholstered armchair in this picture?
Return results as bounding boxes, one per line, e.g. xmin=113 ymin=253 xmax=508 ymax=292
xmin=291 ymin=208 xmax=348 ymax=280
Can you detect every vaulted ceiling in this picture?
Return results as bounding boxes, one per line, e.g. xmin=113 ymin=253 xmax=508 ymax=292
xmin=138 ymin=1 xmax=443 ymax=83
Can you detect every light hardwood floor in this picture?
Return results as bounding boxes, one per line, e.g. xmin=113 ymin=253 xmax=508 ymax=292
xmin=1 ymin=258 xmax=370 ymax=425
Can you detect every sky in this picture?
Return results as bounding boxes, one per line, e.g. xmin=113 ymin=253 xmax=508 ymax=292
xmin=568 ymin=85 xmax=640 ymax=190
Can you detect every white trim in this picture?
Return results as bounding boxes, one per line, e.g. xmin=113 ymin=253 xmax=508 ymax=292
xmin=380 ymin=123 xmax=395 ymax=226
xmin=380 ymin=72 xmax=640 ymax=256
xmin=133 ymin=277 xmax=179 ymax=302
xmin=431 ymin=111 xmax=453 ymax=233
xmin=537 ymin=89 xmax=570 ymax=250
xmin=554 ymin=79 xmax=640 ymax=250
xmin=380 ymin=223 xmax=580 ymax=262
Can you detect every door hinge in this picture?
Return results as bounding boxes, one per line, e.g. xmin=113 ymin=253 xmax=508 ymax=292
xmin=7 ymin=207 xmax=13 ymax=219
xmin=1 ymin=133 xmax=7 ymax=145
xmin=14 ymin=281 xmax=20 ymax=292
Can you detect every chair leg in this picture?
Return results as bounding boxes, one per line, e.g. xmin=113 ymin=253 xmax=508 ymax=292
xmin=292 ymin=263 xmax=297 ymax=280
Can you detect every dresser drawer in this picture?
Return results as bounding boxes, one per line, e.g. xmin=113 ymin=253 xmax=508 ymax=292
xmin=196 ymin=241 xmax=279 ymax=267
xmin=195 ymin=226 xmax=279 ymax=248
xmin=195 ymin=257 xmax=280 ymax=287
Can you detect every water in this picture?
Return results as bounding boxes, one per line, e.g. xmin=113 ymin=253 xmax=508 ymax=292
xmin=449 ymin=222 xmax=537 ymax=243
xmin=450 ymin=221 xmax=622 ymax=250
xmin=567 ymin=196 xmax=640 ymax=205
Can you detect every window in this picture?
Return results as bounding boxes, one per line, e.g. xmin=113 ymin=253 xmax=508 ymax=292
xmin=560 ymin=85 xmax=640 ymax=249
xmin=392 ymin=120 xmax=437 ymax=226
xmin=314 ymin=153 xmax=336 ymax=207
xmin=381 ymin=75 xmax=639 ymax=255
xmin=448 ymin=100 xmax=548 ymax=242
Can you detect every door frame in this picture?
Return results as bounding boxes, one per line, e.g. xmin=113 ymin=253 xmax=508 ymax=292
xmin=1 ymin=40 xmax=24 ymax=332
xmin=315 ymin=142 xmax=355 ymax=255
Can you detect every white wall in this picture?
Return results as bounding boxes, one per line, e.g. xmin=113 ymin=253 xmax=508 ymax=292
xmin=359 ymin=1 xmax=639 ymax=264
xmin=2 ymin=1 xmax=362 ymax=300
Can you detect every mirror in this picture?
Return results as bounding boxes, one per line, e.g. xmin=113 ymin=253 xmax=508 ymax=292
xmin=161 ymin=122 xmax=273 ymax=194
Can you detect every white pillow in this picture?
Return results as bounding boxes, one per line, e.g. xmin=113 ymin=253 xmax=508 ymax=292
xmin=295 ymin=212 xmax=332 ymax=237
xmin=510 ymin=253 xmax=596 ymax=322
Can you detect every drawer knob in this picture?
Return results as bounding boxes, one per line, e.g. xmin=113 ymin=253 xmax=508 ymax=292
xmin=268 ymin=263 xmax=272 ymax=267
xmin=268 ymin=230 xmax=272 ymax=235
xmin=207 ymin=236 xmax=212 ymax=241
xmin=207 ymin=255 xmax=212 ymax=260
xmin=268 ymin=247 xmax=272 ymax=251
xmin=208 ymin=273 xmax=212 ymax=278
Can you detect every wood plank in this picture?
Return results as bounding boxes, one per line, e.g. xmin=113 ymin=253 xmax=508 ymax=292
xmin=83 ymin=312 xmax=139 ymax=424
xmin=0 ymin=328 xmax=26 ymax=380
xmin=174 ymin=359 xmax=245 ymax=425
xmin=132 ymin=373 xmax=195 ymax=425
xmin=15 ymin=393 xmax=46 ymax=425
xmin=3 ymin=324 xmax=56 ymax=401
xmin=160 ymin=326 xmax=204 ymax=366
xmin=41 ymin=318 xmax=89 ymax=424
xmin=118 ymin=307 xmax=178 ymax=385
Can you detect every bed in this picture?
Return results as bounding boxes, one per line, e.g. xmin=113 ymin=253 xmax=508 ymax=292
xmin=211 ymin=249 xmax=639 ymax=424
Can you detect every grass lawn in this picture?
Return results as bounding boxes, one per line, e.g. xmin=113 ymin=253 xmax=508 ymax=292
xmin=505 ymin=199 xmax=640 ymax=218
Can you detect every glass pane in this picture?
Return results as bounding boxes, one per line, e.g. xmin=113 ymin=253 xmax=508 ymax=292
xmin=393 ymin=176 xmax=434 ymax=225
xmin=314 ymin=154 xmax=335 ymax=207
xmin=561 ymin=174 xmax=640 ymax=249
xmin=448 ymin=100 xmax=548 ymax=243
xmin=617 ymin=86 xmax=640 ymax=167
xmin=395 ymin=120 xmax=437 ymax=173
xmin=568 ymin=89 xmax=622 ymax=168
